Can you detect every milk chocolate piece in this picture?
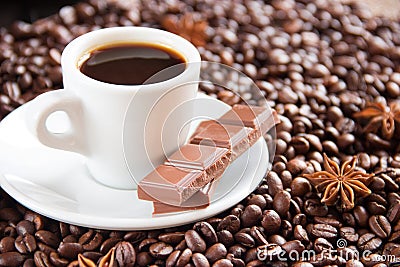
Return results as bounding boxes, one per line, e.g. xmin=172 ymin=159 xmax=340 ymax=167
xmin=190 ymin=120 xmax=217 ymax=139
xmin=139 ymin=144 xmax=229 ymax=206
xmin=165 ymin=144 xmax=231 ymax=179
xmin=190 ymin=122 xmax=257 ymax=160
xmin=138 ymin=165 xmax=207 ymax=206
xmin=166 ymin=144 xmax=229 ymax=170
xmin=219 ymin=104 xmax=278 ymax=137
xmin=152 ymin=181 xmax=218 ymax=215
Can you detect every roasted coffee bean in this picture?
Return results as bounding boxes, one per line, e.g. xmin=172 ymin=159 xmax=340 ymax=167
xmin=136 ymin=252 xmax=154 ymax=267
xmin=49 ymin=251 xmax=69 ymax=267
xmin=343 ymin=213 xmax=356 ymax=227
xmin=57 ymin=242 xmax=83 ymax=259
xmin=273 ymin=191 xmax=291 ymax=217
xmin=240 ymin=205 xmax=262 ymax=227
xmin=246 ymin=195 xmax=267 ymax=210
xmin=0 ymin=251 xmax=25 ymax=267
xmin=35 ymin=230 xmax=60 ymax=248
xmin=0 ymin=208 xmax=22 ymax=224
xmin=292 ymin=214 xmax=307 ymax=226
xmin=261 ymin=210 xmax=281 ymax=234
xmin=59 ymin=222 xmax=70 ymax=238
xmin=192 ymin=253 xmax=210 ymax=267
xmin=280 ymin=171 xmax=293 ymax=189
xmin=290 ymin=177 xmax=312 ymax=197
xmin=228 ymin=245 xmax=246 ymax=259
xmin=281 ymin=220 xmax=293 ymax=239
xmin=63 ymin=235 xmax=77 ymax=244
xmin=245 ymin=259 xmax=264 ymax=267
xmin=286 ymin=159 xmax=307 ymax=175
xmin=101 ymin=237 xmax=122 ymax=254
xmin=292 ymin=263 xmax=313 ymax=267
xmin=234 ymin=232 xmax=255 ymax=248
xmin=367 ymin=202 xmax=386 ymax=215
xmin=281 ymin=240 xmax=305 ymax=254
xmin=123 ymin=231 xmax=146 ymax=244
xmin=185 ymin=230 xmax=206 ymax=253
xmin=149 ymin=242 xmax=173 ymax=259
xmin=174 ymin=239 xmax=187 ymax=251
xmin=82 ymin=251 xmax=102 ymax=263
xmin=114 ymin=241 xmax=135 ymax=267
xmin=68 ymin=225 xmax=84 ymax=236
xmin=304 ymin=199 xmax=328 ymax=216
xmin=314 ymin=238 xmax=333 ymax=253
xmin=2 ymin=226 xmax=16 ymax=238
xmin=230 ymin=207 xmax=243 ymax=218
xmin=158 ymin=232 xmax=185 ymax=245
xmin=0 ymin=236 xmax=15 ymax=253
xmin=217 ymin=215 xmax=241 ymax=233
xmin=213 ymin=259 xmax=233 ymax=267
xmin=340 ymin=227 xmax=359 ymax=243
xmin=313 ymin=217 xmax=342 ymax=228
xmin=368 ymin=215 xmax=391 ymax=238
xmin=268 ymin=235 xmax=286 ymax=246
xmin=79 ymin=230 xmax=103 ymax=251
xmin=34 ymin=251 xmax=51 ymax=267
xmin=138 ymin=238 xmax=157 ymax=252
xmin=217 ymin=230 xmax=234 ymax=247
xmin=388 ymin=201 xmax=400 ymax=224
xmin=15 ymin=220 xmax=35 ymax=236
xmin=294 ymin=225 xmax=309 ymax=243
xmin=14 ymin=234 xmax=36 ymax=254
xmin=175 ymin=248 xmax=192 ymax=267
xmin=249 ymin=226 xmax=268 ymax=245
xmin=206 ymin=217 xmax=222 ymax=229
xmin=37 ymin=242 xmax=55 ymax=255
xmin=205 ymin=243 xmax=227 ymax=263
xmin=291 ymin=136 xmax=310 ymax=154
xmin=357 ymin=233 xmax=382 ymax=251
xmin=289 ymin=199 xmax=301 ymax=216
xmin=166 ymin=250 xmax=180 ymax=267
xmin=193 ymin=222 xmax=218 ymax=245
xmin=310 ymin=224 xmax=338 ymax=239
xmin=266 ymin=171 xmax=283 ymax=197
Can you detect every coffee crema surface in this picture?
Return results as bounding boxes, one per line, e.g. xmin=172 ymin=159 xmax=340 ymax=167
xmin=79 ymin=43 xmax=186 ymax=85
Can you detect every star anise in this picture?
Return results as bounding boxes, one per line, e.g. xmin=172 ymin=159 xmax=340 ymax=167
xmin=77 ymin=247 xmax=116 ymax=267
xmin=162 ymin=13 xmax=209 ymax=47
xmin=78 ymin=254 xmax=96 ymax=267
xmin=354 ymin=101 xmax=400 ymax=140
xmin=304 ymin=154 xmax=373 ymax=211
xmin=98 ymin=247 xmax=116 ymax=267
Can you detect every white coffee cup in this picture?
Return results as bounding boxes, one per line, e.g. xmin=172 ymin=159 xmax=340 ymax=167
xmin=26 ymin=27 xmax=201 ymax=189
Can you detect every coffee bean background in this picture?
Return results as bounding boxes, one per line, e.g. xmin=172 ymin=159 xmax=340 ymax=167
xmin=1 ymin=0 xmax=400 ymax=266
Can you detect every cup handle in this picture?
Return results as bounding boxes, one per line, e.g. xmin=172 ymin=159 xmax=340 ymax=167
xmin=26 ymin=89 xmax=87 ymax=155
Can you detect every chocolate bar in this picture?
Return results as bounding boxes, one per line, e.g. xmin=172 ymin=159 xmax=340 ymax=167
xmin=138 ymin=104 xmax=279 ymax=214
xmin=190 ymin=122 xmax=257 ymax=160
xmin=138 ymin=144 xmax=230 ymax=206
xmin=219 ymin=104 xmax=278 ymax=137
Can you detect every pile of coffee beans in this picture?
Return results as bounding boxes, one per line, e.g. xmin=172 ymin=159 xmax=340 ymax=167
xmin=1 ymin=0 xmax=400 ymax=266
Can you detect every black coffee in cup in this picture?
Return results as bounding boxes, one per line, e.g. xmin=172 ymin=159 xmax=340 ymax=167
xmin=79 ymin=43 xmax=186 ymax=85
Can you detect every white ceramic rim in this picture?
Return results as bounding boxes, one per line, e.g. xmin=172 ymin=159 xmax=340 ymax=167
xmin=61 ymin=26 xmax=201 ymax=92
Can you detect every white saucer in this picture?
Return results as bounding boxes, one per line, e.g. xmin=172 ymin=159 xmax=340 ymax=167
xmin=0 ymin=94 xmax=269 ymax=230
